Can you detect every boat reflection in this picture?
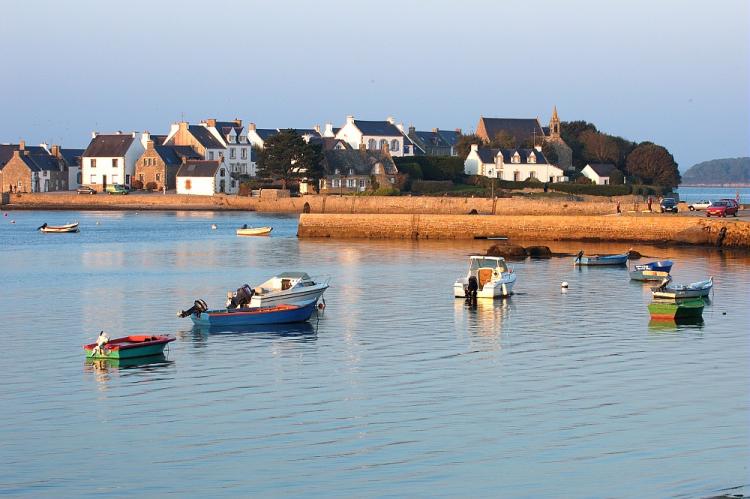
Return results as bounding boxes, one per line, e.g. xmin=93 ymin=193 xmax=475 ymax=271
xmin=84 ymin=353 xmax=173 ymax=371
xmin=454 ymin=297 xmax=513 ymax=350
xmin=190 ymin=321 xmax=317 ymax=340
xmin=648 ymin=317 xmax=705 ymax=332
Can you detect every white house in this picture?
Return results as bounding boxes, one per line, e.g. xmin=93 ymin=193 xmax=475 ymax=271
xmin=464 ymin=144 xmax=567 ymax=183
xmin=81 ymin=132 xmax=146 ymax=191
xmin=335 ymin=115 xmax=416 ymax=157
xmin=176 ymin=160 xmax=238 ymax=195
xmin=581 ymin=163 xmax=618 ymax=185
xmin=164 ymin=120 xmax=254 ymax=177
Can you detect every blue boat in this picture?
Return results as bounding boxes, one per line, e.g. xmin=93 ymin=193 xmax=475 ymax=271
xmin=574 ymin=250 xmax=629 ymax=266
xmin=189 ymin=302 xmax=317 ymax=327
xmin=633 ymin=260 xmax=673 ymax=273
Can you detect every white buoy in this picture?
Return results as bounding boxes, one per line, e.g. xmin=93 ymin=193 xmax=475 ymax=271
xmin=561 ymin=281 xmax=569 ymax=288
xmin=211 ymin=224 xmax=217 ymax=230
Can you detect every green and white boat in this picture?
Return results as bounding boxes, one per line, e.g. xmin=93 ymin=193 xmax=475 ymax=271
xmin=83 ymin=335 xmax=175 ymax=360
xmin=647 ymin=298 xmax=705 ymax=321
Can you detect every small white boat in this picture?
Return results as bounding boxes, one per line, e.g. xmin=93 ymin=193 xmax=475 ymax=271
xmin=38 ymin=222 xmax=79 ymax=233
xmin=236 ymin=225 xmax=272 ymax=236
xmin=454 ymin=256 xmax=517 ymax=299
xmin=226 ymin=272 xmax=329 ymax=308
xmin=652 ymin=276 xmax=713 ymax=299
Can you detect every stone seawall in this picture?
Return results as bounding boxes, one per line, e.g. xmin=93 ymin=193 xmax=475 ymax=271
xmin=298 ymin=213 xmax=750 ymax=248
xmin=5 ymin=192 xmax=619 ymax=216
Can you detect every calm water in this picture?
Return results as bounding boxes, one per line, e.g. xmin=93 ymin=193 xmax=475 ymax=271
xmin=676 ymin=186 xmax=749 ymax=203
xmin=1 ymin=210 xmax=748 ymax=498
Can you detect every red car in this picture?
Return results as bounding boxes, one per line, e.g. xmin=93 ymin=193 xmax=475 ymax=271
xmin=706 ymin=199 xmax=739 ymax=217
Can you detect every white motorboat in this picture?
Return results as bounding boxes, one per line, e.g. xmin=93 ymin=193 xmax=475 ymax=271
xmin=454 ymin=256 xmax=517 ymax=299
xmin=38 ymin=222 xmax=79 ymax=233
xmin=226 ymin=272 xmax=329 ymax=309
xmin=651 ymin=276 xmax=713 ymax=299
xmin=236 ymin=226 xmax=272 ymax=236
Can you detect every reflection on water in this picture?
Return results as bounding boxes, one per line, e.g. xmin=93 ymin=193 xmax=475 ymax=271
xmin=0 ymin=210 xmax=748 ymax=497
xmin=648 ymin=318 xmax=705 ymax=332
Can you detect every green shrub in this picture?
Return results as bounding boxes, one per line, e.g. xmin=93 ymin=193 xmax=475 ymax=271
xmin=394 ymin=156 xmax=464 ymax=182
xmin=411 ymin=180 xmax=453 ymax=193
xmin=131 ymin=179 xmax=143 ymax=190
xmin=145 ymin=181 xmax=157 ymax=191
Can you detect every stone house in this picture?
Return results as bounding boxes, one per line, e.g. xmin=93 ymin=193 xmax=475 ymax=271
xmin=581 ymin=163 xmax=618 ymax=185
xmin=176 ymin=160 xmax=238 ymax=195
xmin=475 ymin=107 xmax=573 ymax=169
xmin=335 ymin=115 xmax=416 ymax=157
xmin=464 ymin=144 xmax=567 ymax=183
xmin=81 ymin=132 xmax=146 ymax=191
xmin=135 ymin=140 xmax=202 ymax=191
xmin=319 ymin=143 xmax=399 ymax=193
xmin=51 ymin=146 xmax=85 ymax=190
xmin=0 ymin=142 xmax=67 ymax=193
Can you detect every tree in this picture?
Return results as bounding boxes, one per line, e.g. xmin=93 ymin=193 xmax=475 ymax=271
xmin=580 ymin=130 xmax=619 ymax=164
xmin=609 ymin=169 xmax=625 ymax=185
xmin=455 ymin=133 xmax=484 ymax=158
xmin=256 ymin=129 xmax=322 ymax=190
xmin=492 ymin=131 xmax=517 ymax=149
xmin=541 ymin=142 xmax=559 ymax=165
xmin=626 ymin=143 xmax=681 ymax=188
xmin=560 ymin=121 xmax=598 ymax=169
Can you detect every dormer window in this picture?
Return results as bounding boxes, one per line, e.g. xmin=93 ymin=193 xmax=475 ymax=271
xmin=528 ymin=152 xmax=536 ymax=164
xmin=512 ymin=152 xmax=520 ymax=164
xmin=334 ymin=168 xmax=340 ymax=175
xmin=228 ymin=135 xmax=236 ymax=143
xmin=239 ymin=135 xmax=246 ymax=143
xmin=348 ymin=168 xmax=354 ymax=175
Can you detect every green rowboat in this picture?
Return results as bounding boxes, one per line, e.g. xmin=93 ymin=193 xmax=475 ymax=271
xmin=648 ymin=298 xmax=704 ymax=321
xmin=84 ymin=335 xmax=174 ymax=360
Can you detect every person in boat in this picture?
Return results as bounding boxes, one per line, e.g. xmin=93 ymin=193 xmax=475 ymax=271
xmin=242 ymin=224 xmax=248 ymax=229
xmin=91 ymin=331 xmax=110 ymax=356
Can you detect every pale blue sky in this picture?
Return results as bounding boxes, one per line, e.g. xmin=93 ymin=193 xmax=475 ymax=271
xmin=1 ymin=0 xmax=747 ymax=169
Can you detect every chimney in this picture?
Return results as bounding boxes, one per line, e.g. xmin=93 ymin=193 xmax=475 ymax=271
xmin=386 ymin=116 xmax=395 ymax=125
xmin=313 ymin=124 xmax=321 ymax=134
xmin=324 ymin=122 xmax=334 ymax=137
xmin=18 ymin=140 xmax=25 ymax=150
xmin=147 ymin=140 xmax=155 ymax=149
xmin=92 ymin=131 xmax=98 ymax=138
xmin=455 ymin=128 xmax=462 ymax=135
xmin=408 ymin=125 xmax=416 ymax=135
xmin=346 ymin=115 xmax=355 ymax=125
xmin=206 ymin=118 xmax=217 ymax=128
xmin=432 ymin=128 xmax=438 ymax=133
xmin=470 ymin=144 xmax=479 ymax=152
xmin=248 ymin=122 xmax=257 ymax=131
xmin=232 ymin=118 xmax=242 ymax=127
xmin=535 ymin=145 xmax=542 ymax=152
xmin=131 ymin=131 xmax=137 ymax=138
xmin=50 ymin=144 xmax=60 ymax=157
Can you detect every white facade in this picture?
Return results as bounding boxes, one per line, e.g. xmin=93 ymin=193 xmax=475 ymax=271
xmin=81 ymin=132 xmax=145 ymax=189
xmin=581 ymin=164 xmax=611 ymax=185
xmin=335 ymin=115 xmax=414 ymax=157
xmin=464 ymin=144 xmax=567 ymax=183
xmin=176 ymin=166 xmax=239 ymax=196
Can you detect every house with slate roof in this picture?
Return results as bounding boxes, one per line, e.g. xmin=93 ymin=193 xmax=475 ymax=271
xmin=581 ymin=163 xmax=618 ymax=185
xmin=49 ymin=145 xmax=84 ymax=190
xmin=407 ymin=127 xmax=463 ymax=156
xmin=0 ymin=141 xmax=68 ymax=192
xmin=335 ymin=115 xmax=415 ymax=157
xmin=464 ymin=144 xmax=566 ymax=183
xmin=202 ymin=119 xmax=255 ymax=176
xmin=319 ymin=143 xmax=400 ymax=193
xmin=176 ymin=160 xmax=237 ymax=195
xmin=135 ymin=138 xmax=202 ymax=191
xmin=81 ymin=132 xmax=146 ymax=191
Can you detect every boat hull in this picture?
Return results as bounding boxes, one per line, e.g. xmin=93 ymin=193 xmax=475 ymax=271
xmin=249 ymin=284 xmax=328 ymax=308
xmin=648 ymin=299 xmax=705 ymax=320
xmin=236 ymin=227 xmax=272 ymax=236
xmin=634 ymin=260 xmax=673 ymax=273
xmin=629 ymin=269 xmax=670 ymax=281
xmin=454 ymin=272 xmax=516 ymax=298
xmin=191 ymin=302 xmax=317 ymax=327
xmin=83 ymin=335 xmax=174 ymax=359
xmin=652 ymin=278 xmax=713 ymax=299
xmin=41 ymin=223 xmax=79 ymax=233
xmin=575 ymin=253 xmax=628 ymax=266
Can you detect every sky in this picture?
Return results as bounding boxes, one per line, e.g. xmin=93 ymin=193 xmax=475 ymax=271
xmin=0 ymin=0 xmax=748 ymax=170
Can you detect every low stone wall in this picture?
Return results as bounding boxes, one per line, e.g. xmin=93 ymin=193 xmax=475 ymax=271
xmin=298 ymin=213 xmax=750 ymax=248
xmin=5 ymin=192 xmax=622 ymax=216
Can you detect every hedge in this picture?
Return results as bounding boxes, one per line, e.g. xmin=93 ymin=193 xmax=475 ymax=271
xmin=411 ymin=180 xmax=454 ymax=193
xmin=394 ymin=156 xmax=464 ymax=182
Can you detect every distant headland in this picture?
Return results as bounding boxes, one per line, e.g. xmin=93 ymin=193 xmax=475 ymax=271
xmin=681 ymin=157 xmax=750 ymax=186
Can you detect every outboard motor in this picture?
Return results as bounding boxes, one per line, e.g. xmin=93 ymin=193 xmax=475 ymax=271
xmin=575 ymin=250 xmax=584 ymax=263
xmin=178 ymin=299 xmax=208 ymax=318
xmin=465 ymin=276 xmax=478 ymax=306
xmin=226 ymin=284 xmax=254 ymax=309
xmin=655 ymin=275 xmax=672 ymax=291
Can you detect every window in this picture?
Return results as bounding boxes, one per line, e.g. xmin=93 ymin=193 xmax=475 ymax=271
xmin=513 ymin=171 xmax=520 ymax=181
xmin=228 ymin=135 xmax=235 ymax=143
xmin=391 ymin=139 xmax=399 ymax=151
xmin=332 ymin=179 xmax=340 ymax=188
xmin=139 ymin=174 xmax=144 ymax=182
xmin=379 ymin=139 xmax=387 ymax=150
xmin=347 ymin=179 xmax=355 ymax=188
xmin=43 ymin=170 xmax=48 ymax=177
xmin=91 ymin=159 xmax=96 ymax=168
xmin=112 ymin=158 xmax=118 ymax=168
xmin=76 ymin=172 xmax=82 ymax=183
xmin=512 ymin=153 xmax=520 ymax=164
xmin=528 ymin=153 xmax=536 ymax=164
xmin=389 ymin=177 xmax=395 ymax=184
xmin=348 ymin=168 xmax=354 ymax=175
xmin=90 ymin=174 xmax=97 ymax=183
xmin=239 ymin=135 xmax=246 ymax=143
xmin=529 ymin=171 xmax=536 ymax=179
xmin=185 ymin=179 xmax=191 ymax=190
xmin=220 ymin=168 xmax=225 ymax=177
xmin=241 ymin=148 xmax=247 ymax=160
xmin=208 ymin=151 xmax=214 ymax=160
xmin=359 ymin=179 xmax=366 ymax=188
xmin=156 ymin=173 xmax=161 ymax=181
xmin=368 ymin=139 xmax=376 ymax=150
xmin=230 ymin=148 xmax=236 ymax=159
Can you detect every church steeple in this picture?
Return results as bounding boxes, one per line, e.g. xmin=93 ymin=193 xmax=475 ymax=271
xmin=549 ymin=105 xmax=560 ymax=138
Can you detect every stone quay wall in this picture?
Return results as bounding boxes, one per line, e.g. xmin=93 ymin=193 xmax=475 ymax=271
xmin=297 ymin=213 xmax=750 ymax=249
xmin=4 ymin=192 xmax=620 ymax=216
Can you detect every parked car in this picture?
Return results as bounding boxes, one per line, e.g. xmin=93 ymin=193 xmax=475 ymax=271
xmin=660 ymin=198 xmax=678 ymax=213
xmin=76 ymin=185 xmax=97 ymax=195
xmin=106 ymin=184 xmax=130 ymax=195
xmin=688 ymin=199 xmax=711 ymax=211
xmin=706 ymin=200 xmax=738 ymax=217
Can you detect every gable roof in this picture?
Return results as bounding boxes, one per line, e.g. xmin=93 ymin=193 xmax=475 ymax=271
xmin=412 ymin=130 xmax=451 ymax=149
xmin=478 ymin=117 xmax=545 ymax=145
xmin=150 ymin=134 xmax=168 ymax=146
xmin=212 ymin=121 xmax=244 ymax=139
xmin=176 ymin=160 xmax=221 ymax=178
xmin=59 ymin=148 xmax=84 ymax=167
xmin=188 ymin=125 xmax=225 ymax=149
xmin=22 ymin=152 xmax=62 ymax=172
xmin=353 ymin=120 xmax=404 ymax=137
xmin=323 ymin=149 xmax=398 ymax=176
xmin=476 ymin=147 xmax=548 ymax=165
xmin=0 ymin=144 xmax=48 ymax=168
xmin=155 ymin=145 xmax=202 ymax=166
xmin=254 ymin=128 xmax=279 ymax=141
xmin=83 ymin=134 xmax=135 ymax=157
xmin=587 ymin=163 xmax=617 ymax=177
xmin=436 ymin=129 xmax=461 ymax=147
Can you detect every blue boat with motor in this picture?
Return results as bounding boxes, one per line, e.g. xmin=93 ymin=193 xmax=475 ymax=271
xmin=574 ymin=250 xmax=629 ymax=266
xmin=178 ymin=300 xmax=318 ymax=327
xmin=629 ymin=259 xmax=674 ymax=281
